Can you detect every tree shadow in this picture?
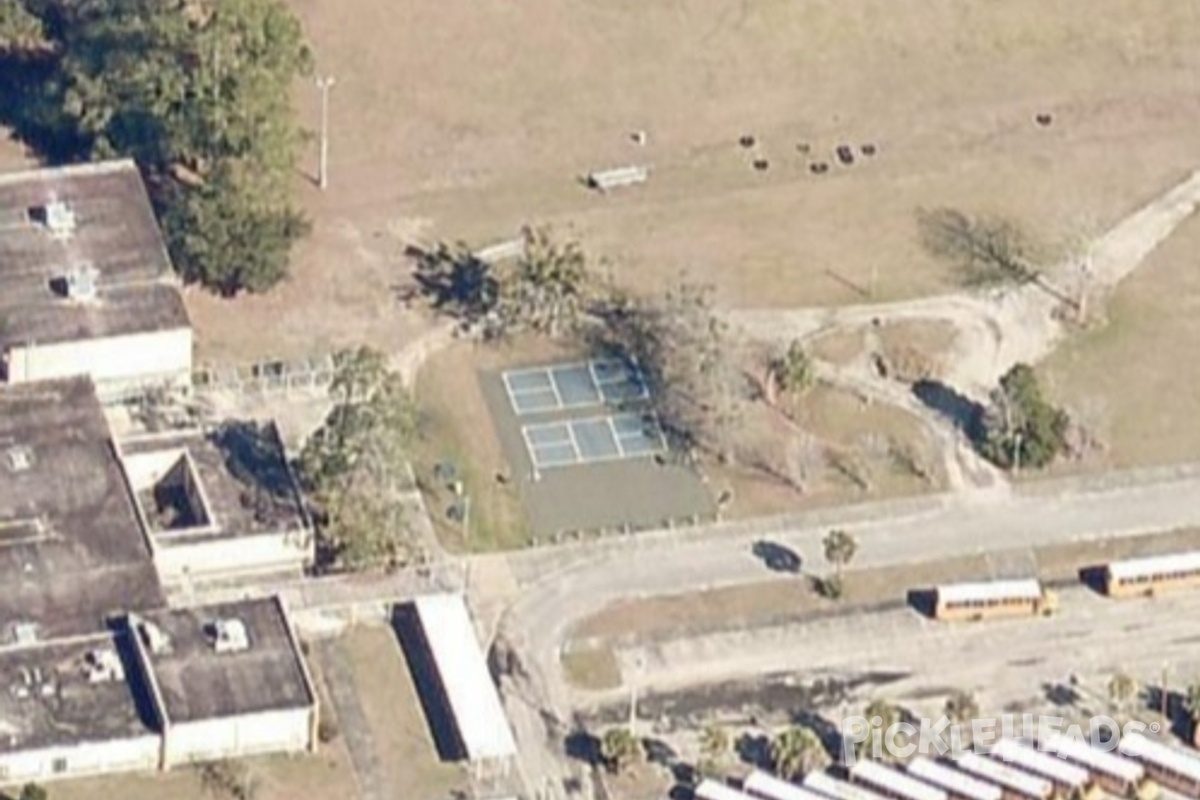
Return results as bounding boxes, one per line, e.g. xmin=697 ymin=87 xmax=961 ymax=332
xmin=735 ymin=731 xmax=772 ymax=769
xmin=1042 ymin=681 xmax=1081 ymax=708
xmin=912 ymin=379 xmax=985 ymax=440
xmin=565 ymin=729 xmax=602 ymax=766
xmin=0 ymin=49 xmax=90 ymax=165
xmin=752 ymin=540 xmax=802 ymax=573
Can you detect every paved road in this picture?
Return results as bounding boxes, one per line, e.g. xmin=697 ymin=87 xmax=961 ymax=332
xmin=493 ymin=466 xmax=1200 ymax=797
xmin=612 ymin=583 xmax=1200 ymax=720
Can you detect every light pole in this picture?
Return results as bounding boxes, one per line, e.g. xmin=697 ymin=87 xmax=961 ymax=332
xmin=316 ymin=75 xmax=335 ymax=190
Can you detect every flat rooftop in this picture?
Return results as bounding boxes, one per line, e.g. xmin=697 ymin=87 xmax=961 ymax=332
xmin=0 ymin=632 xmax=157 ymax=754
xmin=0 ymin=159 xmax=189 ymax=349
xmin=0 ymin=377 xmax=164 ymax=639
xmin=133 ymin=596 xmax=314 ymax=724
xmin=119 ymin=422 xmax=308 ymax=544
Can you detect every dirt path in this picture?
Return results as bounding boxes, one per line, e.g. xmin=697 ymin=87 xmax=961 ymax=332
xmin=730 ymin=166 xmax=1200 ymax=494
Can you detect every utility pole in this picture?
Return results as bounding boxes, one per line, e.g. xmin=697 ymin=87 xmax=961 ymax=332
xmin=316 ymin=75 xmax=335 ymax=190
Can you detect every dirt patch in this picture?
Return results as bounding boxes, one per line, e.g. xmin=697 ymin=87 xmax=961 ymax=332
xmin=876 ymin=319 xmax=958 ymax=383
xmin=808 ymin=327 xmax=866 ymax=366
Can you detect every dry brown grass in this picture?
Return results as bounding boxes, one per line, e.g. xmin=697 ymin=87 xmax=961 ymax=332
xmin=339 ymin=627 xmax=467 ymax=800
xmin=808 ymin=328 xmax=867 ymax=366
xmin=1043 ymin=212 xmax=1200 ymax=470
xmin=561 ymin=642 xmax=623 ymax=692
xmin=412 ymin=336 xmax=579 ymax=552
xmin=188 ymin=0 xmax=1200 ymax=370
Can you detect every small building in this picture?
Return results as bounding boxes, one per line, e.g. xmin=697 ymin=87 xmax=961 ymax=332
xmin=0 ymin=377 xmax=165 ymax=640
xmin=1038 ymin=732 xmax=1146 ymax=797
xmin=744 ymin=769 xmax=830 ymax=800
xmin=0 ymin=633 xmax=160 ymax=784
xmin=125 ymin=596 xmax=319 ymax=767
xmin=0 ymin=160 xmax=192 ymax=398
xmin=117 ymin=423 xmax=314 ymax=584
xmin=403 ymin=594 xmax=517 ymax=780
xmin=990 ymin=738 xmax=1093 ymax=796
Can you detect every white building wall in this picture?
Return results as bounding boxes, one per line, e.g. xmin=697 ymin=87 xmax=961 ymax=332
xmin=6 ymin=328 xmax=192 ymax=390
xmin=0 ymin=735 xmax=160 ymax=786
xmin=163 ymin=708 xmax=313 ymax=767
xmin=153 ymin=530 xmax=313 ymax=582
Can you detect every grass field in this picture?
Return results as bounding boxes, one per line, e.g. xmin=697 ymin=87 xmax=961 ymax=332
xmin=339 ymin=627 xmax=467 ymax=800
xmin=1044 ymin=212 xmax=1200 ymax=468
xmin=180 ymin=0 xmax=1200 ymax=365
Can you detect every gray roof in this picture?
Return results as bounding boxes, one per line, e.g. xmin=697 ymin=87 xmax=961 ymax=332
xmin=0 ymin=159 xmax=190 ymax=349
xmin=133 ymin=596 xmax=314 ymax=723
xmin=0 ymin=632 xmax=157 ymax=753
xmin=0 ymin=377 xmax=165 ymax=639
xmin=119 ymin=422 xmax=310 ymax=546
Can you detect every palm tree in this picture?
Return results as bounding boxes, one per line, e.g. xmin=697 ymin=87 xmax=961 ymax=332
xmin=860 ymin=699 xmax=903 ymax=761
xmin=822 ymin=529 xmax=858 ymax=598
xmin=771 ymin=726 xmax=829 ymax=780
xmin=698 ymin=724 xmax=730 ymax=775
xmin=944 ymin=690 xmax=981 ymax=746
xmin=502 ymin=225 xmax=592 ymax=338
xmin=601 ymin=727 xmax=640 ymax=774
xmin=1108 ymin=672 xmax=1139 ymax=715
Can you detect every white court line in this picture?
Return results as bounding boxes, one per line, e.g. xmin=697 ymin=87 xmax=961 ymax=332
xmin=605 ymin=415 xmax=629 ymax=459
xmin=563 ymin=419 xmax=583 ymax=464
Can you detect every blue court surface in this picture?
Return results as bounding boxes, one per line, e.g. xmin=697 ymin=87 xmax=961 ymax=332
xmin=502 ymin=359 xmax=648 ymax=416
xmin=521 ymin=412 xmax=667 ymax=470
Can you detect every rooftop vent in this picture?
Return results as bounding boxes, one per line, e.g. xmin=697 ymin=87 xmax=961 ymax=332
xmin=64 ymin=264 xmax=99 ymax=302
xmin=28 ymin=199 xmax=76 ymax=236
xmin=5 ymin=446 xmax=33 ymax=473
xmin=208 ymin=618 xmax=249 ymax=654
xmin=12 ymin=623 xmax=38 ymax=646
xmin=136 ymin=619 xmax=172 ymax=656
xmin=83 ymin=649 xmax=125 ymax=683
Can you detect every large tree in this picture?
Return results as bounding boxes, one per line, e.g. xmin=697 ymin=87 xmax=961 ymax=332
xmin=595 ymin=276 xmax=748 ymax=461
xmin=298 ymin=347 xmax=422 ymax=572
xmin=416 ymin=226 xmax=593 ymax=339
xmin=979 ymin=364 xmax=1070 ymax=471
xmin=2 ymin=0 xmax=312 ymax=294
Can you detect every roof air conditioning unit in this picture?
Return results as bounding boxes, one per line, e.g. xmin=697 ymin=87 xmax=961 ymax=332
xmin=64 ymin=265 xmax=99 ymax=302
xmin=43 ymin=200 xmax=76 ymax=236
xmin=210 ymin=618 xmax=250 ymax=654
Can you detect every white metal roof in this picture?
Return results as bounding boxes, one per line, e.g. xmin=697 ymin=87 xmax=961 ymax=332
xmin=956 ymin=752 xmax=1052 ymax=799
xmin=745 ymin=770 xmax=831 ymax=800
xmin=1119 ymin=733 xmax=1200 ymax=784
xmin=805 ymin=771 xmax=891 ymax=800
xmin=853 ymin=760 xmax=949 ymax=800
xmin=936 ymin=579 xmax=1043 ymax=605
xmin=1040 ymin=732 xmax=1144 ymax=784
xmin=413 ymin=594 xmax=517 ymax=762
xmin=1106 ymin=551 xmax=1200 ymax=582
xmin=992 ymin=739 xmax=1090 ymax=787
xmin=907 ymin=757 xmax=1003 ymax=800
xmin=695 ymin=779 xmax=758 ymax=800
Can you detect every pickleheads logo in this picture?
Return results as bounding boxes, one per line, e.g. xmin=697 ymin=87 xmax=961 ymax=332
xmin=839 ymin=713 xmax=1161 ymax=766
